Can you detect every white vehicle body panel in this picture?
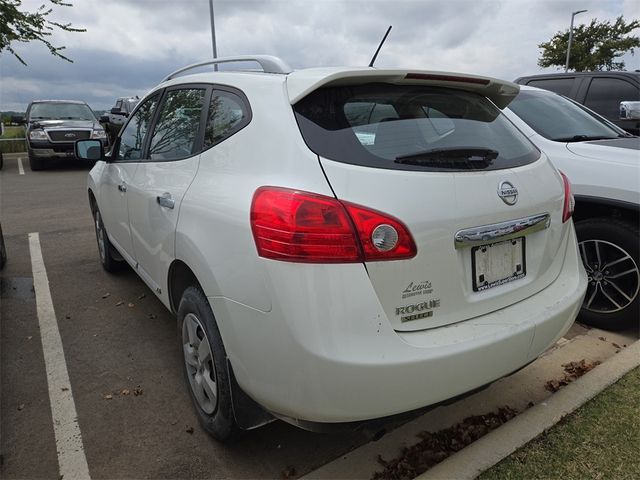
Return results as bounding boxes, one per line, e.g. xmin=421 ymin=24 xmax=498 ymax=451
xmin=127 ymin=156 xmax=200 ymax=304
xmin=320 ymin=156 xmax=568 ymax=331
xmin=98 ymin=161 xmax=138 ymax=264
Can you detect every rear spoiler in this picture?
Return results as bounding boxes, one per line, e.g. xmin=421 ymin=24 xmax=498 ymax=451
xmin=286 ymin=68 xmax=520 ymax=109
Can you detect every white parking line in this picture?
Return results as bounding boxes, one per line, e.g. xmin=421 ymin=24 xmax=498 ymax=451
xmin=17 ymin=157 xmax=24 ymax=175
xmin=29 ymin=232 xmax=91 ymax=480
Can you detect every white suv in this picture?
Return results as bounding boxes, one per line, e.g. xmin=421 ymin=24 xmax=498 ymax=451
xmin=504 ymin=86 xmax=639 ymax=330
xmin=76 ymin=56 xmax=587 ymax=440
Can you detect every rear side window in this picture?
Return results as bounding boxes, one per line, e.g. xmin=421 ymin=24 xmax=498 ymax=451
xmin=294 ymin=84 xmax=539 ymax=171
xmin=203 ymin=90 xmax=250 ymax=147
xmin=526 ymin=78 xmax=574 ymax=96
xmin=149 ymin=88 xmax=206 ymax=161
xmin=584 ymin=77 xmax=640 ymax=120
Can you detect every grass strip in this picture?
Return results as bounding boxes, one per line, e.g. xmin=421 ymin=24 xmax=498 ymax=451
xmin=0 ymin=126 xmax=27 ymax=153
xmin=480 ymin=367 xmax=640 ymax=480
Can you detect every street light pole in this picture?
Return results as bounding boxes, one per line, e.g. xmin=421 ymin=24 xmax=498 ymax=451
xmin=208 ymin=0 xmax=218 ymax=70
xmin=565 ymin=9 xmax=587 ymax=72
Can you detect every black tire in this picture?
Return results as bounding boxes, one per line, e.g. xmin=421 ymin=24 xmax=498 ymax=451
xmin=576 ymin=217 xmax=639 ymax=330
xmin=92 ymin=207 xmax=124 ymax=272
xmin=0 ymin=223 xmax=7 ymax=271
xmin=28 ymin=152 xmax=44 ymax=171
xmin=178 ymin=286 xmax=239 ymax=441
xmin=0 ymin=152 xmax=4 ymax=170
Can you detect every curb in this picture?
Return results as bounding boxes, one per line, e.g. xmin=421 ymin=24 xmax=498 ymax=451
xmin=416 ymin=338 xmax=640 ymax=480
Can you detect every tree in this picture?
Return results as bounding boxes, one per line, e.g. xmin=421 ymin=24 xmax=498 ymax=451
xmin=538 ymin=16 xmax=640 ymax=71
xmin=0 ymin=0 xmax=85 ymax=65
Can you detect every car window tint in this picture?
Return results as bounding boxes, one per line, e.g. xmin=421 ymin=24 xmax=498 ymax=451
xmin=584 ymin=78 xmax=640 ymax=119
xmin=526 ymin=78 xmax=574 ymax=96
xmin=294 ymin=84 xmax=540 ymax=172
xmin=204 ymin=91 xmax=248 ymax=147
xmin=149 ymin=88 xmax=206 ymax=161
xmin=117 ymin=94 xmax=159 ymax=161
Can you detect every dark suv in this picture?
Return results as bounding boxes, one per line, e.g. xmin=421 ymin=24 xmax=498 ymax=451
xmin=25 ymin=100 xmax=108 ymax=171
xmin=514 ymin=71 xmax=640 ymax=135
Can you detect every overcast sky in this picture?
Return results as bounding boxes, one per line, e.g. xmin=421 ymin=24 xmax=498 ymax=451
xmin=1 ymin=0 xmax=638 ymax=111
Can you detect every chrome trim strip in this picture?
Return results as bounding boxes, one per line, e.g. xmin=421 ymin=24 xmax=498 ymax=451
xmin=454 ymin=213 xmax=551 ymax=249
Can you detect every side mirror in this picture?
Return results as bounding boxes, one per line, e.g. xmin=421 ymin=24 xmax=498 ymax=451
xmin=75 ymin=139 xmax=104 ymax=161
xmin=620 ymin=101 xmax=640 ymax=120
xmin=11 ymin=115 xmax=26 ymax=125
xmin=99 ymin=115 xmax=110 ymax=123
xmin=110 ymin=107 xmax=124 ymax=115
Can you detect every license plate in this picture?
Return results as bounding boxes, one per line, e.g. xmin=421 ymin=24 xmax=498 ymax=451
xmin=472 ymin=237 xmax=526 ymax=292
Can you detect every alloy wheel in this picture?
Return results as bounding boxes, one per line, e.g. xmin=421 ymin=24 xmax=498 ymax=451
xmin=579 ymin=239 xmax=640 ymax=314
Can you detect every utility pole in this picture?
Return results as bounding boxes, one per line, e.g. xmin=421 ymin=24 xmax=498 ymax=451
xmin=208 ymin=0 xmax=218 ymax=70
xmin=565 ymin=9 xmax=587 ymax=72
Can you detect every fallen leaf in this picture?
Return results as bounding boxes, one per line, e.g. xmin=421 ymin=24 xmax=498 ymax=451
xmin=612 ymin=342 xmax=621 ymax=349
xmin=104 ymin=394 xmax=113 ymax=400
xmin=138 ymin=294 xmax=146 ymax=300
xmin=371 ymin=406 xmax=518 ymax=480
xmin=186 ymin=426 xmax=194 ymax=434
xmin=133 ymin=387 xmax=143 ymax=396
xmin=598 ymin=336 xmax=606 ymax=341
xmin=281 ymin=466 xmax=296 ymax=479
xmin=148 ymin=314 xmax=157 ymax=319
xmin=127 ymin=303 xmax=135 ymax=308
xmin=17 ymin=404 xmax=25 ymax=411
xmin=171 ymin=420 xmax=178 ymax=426
xmin=26 ymin=336 xmax=33 ymax=341
xmin=102 ymin=293 xmax=111 ymax=299
xmin=61 ymin=387 xmax=69 ymax=392
xmin=115 ymin=301 xmax=124 ymax=307
xmin=121 ymin=389 xmax=130 ymax=396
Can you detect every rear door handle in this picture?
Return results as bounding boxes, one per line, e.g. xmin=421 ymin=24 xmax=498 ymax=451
xmin=156 ymin=192 xmax=175 ymax=209
xmin=118 ymin=183 xmax=127 ymax=192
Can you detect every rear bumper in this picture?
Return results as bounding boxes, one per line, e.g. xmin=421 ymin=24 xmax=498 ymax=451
xmin=211 ymin=223 xmax=587 ymax=424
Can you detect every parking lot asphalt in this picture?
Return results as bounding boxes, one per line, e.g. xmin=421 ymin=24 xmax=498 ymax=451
xmin=0 ymin=154 xmax=368 ymax=479
xmin=1 ymin=153 xmax=637 ymax=480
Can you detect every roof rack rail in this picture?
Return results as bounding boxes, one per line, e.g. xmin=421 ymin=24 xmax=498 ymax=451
xmin=162 ymin=55 xmax=292 ymax=82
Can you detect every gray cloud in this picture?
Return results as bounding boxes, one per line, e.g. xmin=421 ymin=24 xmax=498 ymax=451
xmin=1 ymin=0 xmax=638 ymax=111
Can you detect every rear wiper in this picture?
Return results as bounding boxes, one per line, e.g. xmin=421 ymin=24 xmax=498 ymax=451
xmin=395 ymin=147 xmax=499 ymax=169
xmin=552 ymin=135 xmax=618 ymax=142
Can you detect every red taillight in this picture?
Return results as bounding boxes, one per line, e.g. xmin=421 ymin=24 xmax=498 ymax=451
xmin=250 ymin=187 xmax=417 ymax=263
xmin=559 ymin=171 xmax=575 ymax=223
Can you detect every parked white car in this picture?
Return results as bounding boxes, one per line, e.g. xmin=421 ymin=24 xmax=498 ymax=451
xmin=504 ymin=86 xmax=639 ymax=330
xmin=77 ymin=56 xmax=586 ymax=440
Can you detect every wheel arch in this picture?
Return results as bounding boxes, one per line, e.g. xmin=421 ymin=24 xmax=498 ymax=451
xmin=167 ymin=259 xmax=204 ymax=315
xmin=88 ymin=188 xmax=97 ymax=214
xmin=573 ymin=195 xmax=639 ymax=226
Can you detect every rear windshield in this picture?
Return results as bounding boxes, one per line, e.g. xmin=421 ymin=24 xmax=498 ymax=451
xmin=294 ymin=84 xmax=540 ymax=171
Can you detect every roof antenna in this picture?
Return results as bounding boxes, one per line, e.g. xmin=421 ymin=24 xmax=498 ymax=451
xmin=368 ymin=25 xmax=392 ymax=67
